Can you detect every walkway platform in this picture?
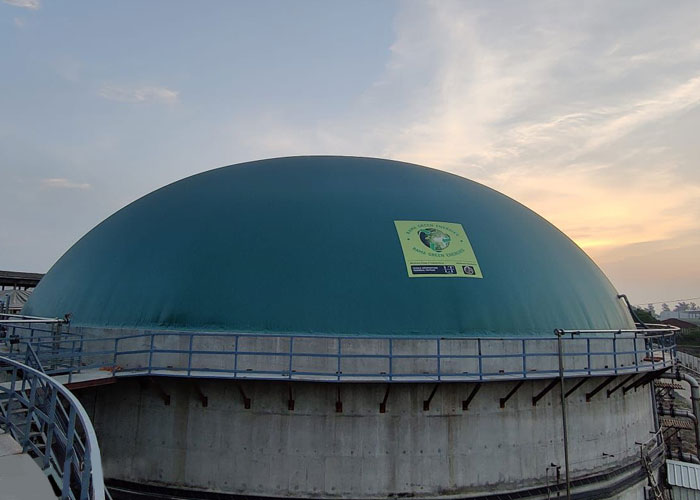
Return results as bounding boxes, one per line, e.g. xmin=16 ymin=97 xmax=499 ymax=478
xmin=0 ymin=432 xmax=56 ymax=500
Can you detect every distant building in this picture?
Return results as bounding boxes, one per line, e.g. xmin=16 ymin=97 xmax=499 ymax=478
xmin=0 ymin=270 xmax=43 ymax=314
xmin=661 ymin=317 xmax=700 ymax=334
xmin=659 ymin=309 xmax=700 ymax=322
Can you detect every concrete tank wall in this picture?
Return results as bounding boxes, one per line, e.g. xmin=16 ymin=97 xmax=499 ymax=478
xmin=77 ymin=375 xmax=656 ymax=498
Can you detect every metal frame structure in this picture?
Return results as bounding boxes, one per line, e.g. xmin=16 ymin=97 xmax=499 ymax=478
xmin=1 ymin=317 xmax=678 ymax=384
xmin=637 ymin=429 xmax=669 ymax=499
xmin=0 ymin=314 xmax=680 ymax=500
xmin=0 ymin=350 xmax=106 ymax=500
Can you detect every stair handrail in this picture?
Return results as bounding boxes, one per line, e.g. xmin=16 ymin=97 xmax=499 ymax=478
xmin=23 ymin=342 xmax=46 ymax=373
xmin=0 ymin=353 xmax=106 ymax=500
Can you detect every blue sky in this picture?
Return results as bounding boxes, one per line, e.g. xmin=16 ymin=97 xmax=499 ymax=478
xmin=1 ymin=0 xmax=699 ymax=306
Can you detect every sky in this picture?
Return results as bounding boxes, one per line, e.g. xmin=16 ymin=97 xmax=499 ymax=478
xmin=1 ymin=0 xmax=699 ymax=308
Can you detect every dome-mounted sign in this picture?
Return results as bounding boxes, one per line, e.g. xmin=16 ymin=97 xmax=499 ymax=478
xmin=394 ymin=220 xmax=483 ymax=278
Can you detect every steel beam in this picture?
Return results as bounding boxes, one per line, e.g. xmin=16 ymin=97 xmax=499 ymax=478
xmin=379 ymin=385 xmax=390 ymax=413
xmin=623 ymin=367 xmax=672 ymax=396
xmin=143 ymin=377 xmax=170 ymax=405
xmin=193 ymin=382 xmax=208 ymax=408
xmin=423 ymin=384 xmax=439 ymax=411
xmin=335 ymin=385 xmax=342 ymax=413
xmin=586 ymin=376 xmax=616 ymax=402
xmin=462 ymin=383 xmax=481 ymax=411
xmin=500 ymin=380 xmax=525 ymax=408
xmin=564 ymin=378 xmax=587 ymax=398
xmin=237 ymin=383 xmax=251 ymax=409
xmin=606 ymin=374 xmax=637 ymax=398
xmin=532 ymin=379 xmax=559 ymax=406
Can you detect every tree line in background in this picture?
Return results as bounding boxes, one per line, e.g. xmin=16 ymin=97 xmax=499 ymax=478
xmin=631 ymin=301 xmax=699 ymax=323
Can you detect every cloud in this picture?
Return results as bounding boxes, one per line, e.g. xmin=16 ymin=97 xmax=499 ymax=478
xmin=252 ymin=1 xmax=700 ymax=249
xmin=13 ymin=17 xmax=25 ymax=27
xmin=3 ymin=0 xmax=39 ymax=10
xmin=40 ymin=178 xmax=91 ymax=190
xmin=231 ymin=1 xmax=700 ymax=306
xmin=480 ymin=163 xmax=700 ymax=253
xmin=98 ymin=84 xmax=179 ymax=104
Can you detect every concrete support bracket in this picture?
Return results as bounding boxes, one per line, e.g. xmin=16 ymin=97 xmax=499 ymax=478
xmin=335 ymin=385 xmax=342 ymax=413
xmin=606 ymin=374 xmax=637 ymax=398
xmin=143 ymin=377 xmax=170 ymax=406
xmin=500 ymin=380 xmax=525 ymax=408
xmin=288 ymin=384 xmax=294 ymax=411
xmin=193 ymin=383 xmax=208 ymax=408
xmin=586 ymin=376 xmax=616 ymax=402
xmin=624 ymin=370 xmax=665 ymax=395
xmin=532 ymin=379 xmax=559 ymax=406
xmin=237 ymin=384 xmax=251 ymax=409
xmin=379 ymin=385 xmax=390 ymax=413
xmin=423 ymin=384 xmax=439 ymax=411
xmin=462 ymin=383 xmax=481 ymax=411
xmin=564 ymin=378 xmax=587 ymax=399
xmin=627 ymin=368 xmax=670 ymax=396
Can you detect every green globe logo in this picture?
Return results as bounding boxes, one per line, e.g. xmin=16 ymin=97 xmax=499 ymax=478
xmin=418 ymin=228 xmax=451 ymax=252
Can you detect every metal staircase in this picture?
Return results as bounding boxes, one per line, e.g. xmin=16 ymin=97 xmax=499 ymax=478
xmin=0 ymin=345 xmax=107 ymax=500
xmin=642 ymin=450 xmax=666 ymax=500
xmin=638 ymin=430 xmax=668 ymax=500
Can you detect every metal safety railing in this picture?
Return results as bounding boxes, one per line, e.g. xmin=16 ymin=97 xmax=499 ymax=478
xmin=2 ymin=319 xmax=678 ymax=383
xmin=0 ymin=351 xmax=106 ymax=500
xmin=1 ymin=314 xmax=78 ymax=377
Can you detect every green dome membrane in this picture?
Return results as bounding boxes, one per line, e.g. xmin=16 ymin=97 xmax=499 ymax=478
xmin=23 ymin=156 xmax=634 ymax=336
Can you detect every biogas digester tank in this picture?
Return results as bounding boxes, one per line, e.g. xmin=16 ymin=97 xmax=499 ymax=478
xmin=24 ymin=157 xmax=663 ymax=500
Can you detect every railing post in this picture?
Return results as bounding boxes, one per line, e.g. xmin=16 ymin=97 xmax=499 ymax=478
xmin=62 ymin=405 xmax=77 ymax=498
xmin=148 ymin=334 xmax=155 ymax=374
xmin=79 ymin=452 xmax=92 ymax=500
xmin=112 ymin=337 xmax=119 ymax=375
xmin=68 ymin=339 xmax=76 ymax=383
xmin=78 ymin=331 xmax=84 ymax=374
xmin=587 ymin=338 xmax=591 ymax=376
xmin=337 ymin=338 xmax=342 ymax=382
xmin=21 ymin=374 xmax=37 ymax=453
xmin=633 ymin=336 xmax=639 ymax=372
xmin=187 ymin=334 xmax=194 ymax=377
xmin=478 ymin=338 xmax=483 ymax=381
xmin=7 ymin=366 xmax=18 ymax=433
xmin=288 ymin=337 xmax=294 ymax=380
xmin=233 ymin=335 xmax=239 ymax=377
xmin=613 ymin=336 xmax=618 ymax=374
xmin=555 ymin=330 xmax=571 ymax=499
xmin=51 ymin=321 xmax=61 ymax=372
xmin=42 ymin=387 xmax=58 ymax=470
xmin=389 ymin=338 xmax=393 ymax=381
xmin=521 ymin=339 xmax=527 ymax=378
